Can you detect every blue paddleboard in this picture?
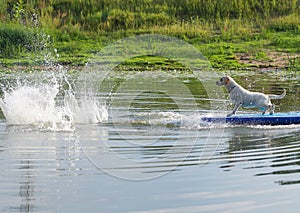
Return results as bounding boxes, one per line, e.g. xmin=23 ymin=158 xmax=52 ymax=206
xmin=202 ymin=112 xmax=300 ymax=125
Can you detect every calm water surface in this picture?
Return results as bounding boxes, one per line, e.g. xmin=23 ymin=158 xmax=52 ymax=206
xmin=1 ymin=70 xmax=300 ymax=212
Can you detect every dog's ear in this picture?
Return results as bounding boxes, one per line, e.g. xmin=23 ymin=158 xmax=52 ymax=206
xmin=225 ymin=77 xmax=230 ymax=84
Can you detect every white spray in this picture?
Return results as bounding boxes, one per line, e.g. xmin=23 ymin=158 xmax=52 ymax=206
xmin=0 ymin=70 xmax=108 ymax=131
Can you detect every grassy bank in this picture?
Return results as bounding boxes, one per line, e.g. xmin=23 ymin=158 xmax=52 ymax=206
xmin=2 ymin=24 xmax=300 ymax=71
xmin=1 ymin=0 xmax=300 ymax=71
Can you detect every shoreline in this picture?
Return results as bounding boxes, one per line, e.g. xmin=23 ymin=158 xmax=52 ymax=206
xmin=1 ymin=49 xmax=299 ymax=73
xmin=1 ymin=30 xmax=300 ymax=72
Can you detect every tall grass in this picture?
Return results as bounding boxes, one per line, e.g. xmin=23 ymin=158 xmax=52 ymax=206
xmin=1 ymin=0 xmax=300 ymax=33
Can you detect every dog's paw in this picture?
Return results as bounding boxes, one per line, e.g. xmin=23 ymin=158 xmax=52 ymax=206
xmin=226 ymin=113 xmax=233 ymax=117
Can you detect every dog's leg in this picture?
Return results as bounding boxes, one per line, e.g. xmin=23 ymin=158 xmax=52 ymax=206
xmin=262 ymin=104 xmax=274 ymax=115
xmin=262 ymin=107 xmax=268 ymax=115
xmin=270 ymin=104 xmax=275 ymax=115
xmin=227 ymin=103 xmax=242 ymax=117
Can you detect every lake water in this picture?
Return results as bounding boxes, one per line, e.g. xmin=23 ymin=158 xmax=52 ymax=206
xmin=1 ymin=68 xmax=300 ymax=213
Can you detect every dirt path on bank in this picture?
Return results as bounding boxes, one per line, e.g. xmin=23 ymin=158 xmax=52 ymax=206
xmin=236 ymin=51 xmax=300 ymax=70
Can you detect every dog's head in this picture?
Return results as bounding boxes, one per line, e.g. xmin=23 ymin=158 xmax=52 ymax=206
xmin=216 ymin=76 xmax=231 ymax=86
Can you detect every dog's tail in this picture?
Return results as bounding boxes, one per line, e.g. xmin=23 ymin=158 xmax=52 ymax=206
xmin=268 ymin=89 xmax=286 ymax=100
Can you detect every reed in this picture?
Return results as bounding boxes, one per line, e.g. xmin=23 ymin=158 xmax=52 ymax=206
xmin=1 ymin=0 xmax=299 ymax=33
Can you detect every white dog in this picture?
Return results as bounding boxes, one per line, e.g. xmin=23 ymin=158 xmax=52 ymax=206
xmin=216 ymin=76 xmax=286 ymax=116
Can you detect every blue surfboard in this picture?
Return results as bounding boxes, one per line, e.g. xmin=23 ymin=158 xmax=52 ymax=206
xmin=202 ymin=112 xmax=300 ymax=125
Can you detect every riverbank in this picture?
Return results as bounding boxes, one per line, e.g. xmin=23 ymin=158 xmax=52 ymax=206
xmin=1 ymin=29 xmax=300 ymax=72
xmin=1 ymin=0 xmax=300 ymax=72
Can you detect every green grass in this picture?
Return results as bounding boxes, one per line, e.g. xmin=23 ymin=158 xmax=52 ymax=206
xmin=1 ymin=0 xmax=300 ymax=70
xmin=269 ymin=32 xmax=300 ymax=52
xmin=115 ymin=55 xmax=188 ymax=71
xmin=2 ymin=0 xmax=300 ymax=34
xmin=1 ymin=26 xmax=300 ymax=71
xmin=4 ymin=0 xmax=299 ymax=31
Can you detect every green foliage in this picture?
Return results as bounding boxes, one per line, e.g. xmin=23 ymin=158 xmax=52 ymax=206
xmin=255 ymin=51 xmax=269 ymax=61
xmin=270 ymin=32 xmax=300 ymax=52
xmin=1 ymin=0 xmax=300 ymax=69
xmin=267 ymin=14 xmax=300 ymax=32
xmin=0 ymin=23 xmax=50 ymax=57
xmin=1 ymin=0 xmax=300 ymax=33
xmin=288 ymin=56 xmax=300 ymax=71
xmin=116 ymin=55 xmax=187 ymax=71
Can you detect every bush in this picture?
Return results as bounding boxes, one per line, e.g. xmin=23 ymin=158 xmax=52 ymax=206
xmin=0 ymin=23 xmax=51 ymax=57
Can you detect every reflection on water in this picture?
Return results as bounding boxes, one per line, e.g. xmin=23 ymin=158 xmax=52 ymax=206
xmin=1 ymin=70 xmax=300 ymax=212
xmin=232 ymin=127 xmax=300 ymax=186
xmin=217 ymin=127 xmax=300 ymax=181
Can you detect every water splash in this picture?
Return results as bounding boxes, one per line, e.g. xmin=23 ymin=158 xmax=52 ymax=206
xmin=0 ymin=70 xmax=108 ymax=131
xmin=126 ymin=111 xmax=226 ymax=129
